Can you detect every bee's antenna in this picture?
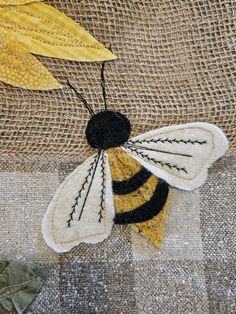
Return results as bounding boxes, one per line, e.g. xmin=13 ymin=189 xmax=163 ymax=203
xmin=101 ymin=45 xmax=112 ymax=111
xmin=101 ymin=61 xmax=107 ymax=111
xmin=67 ymin=80 xmax=94 ymax=116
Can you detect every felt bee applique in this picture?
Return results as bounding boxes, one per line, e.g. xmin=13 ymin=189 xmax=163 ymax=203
xmin=42 ymin=64 xmax=228 ymax=253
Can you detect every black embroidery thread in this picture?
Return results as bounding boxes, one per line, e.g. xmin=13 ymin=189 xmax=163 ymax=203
xmin=124 ymin=143 xmax=192 ymax=158
xmin=67 ymin=154 xmax=99 ymax=228
xmin=128 ymin=138 xmax=207 ymax=145
xmin=67 ymin=80 xmax=95 ymax=116
xmin=101 ymin=62 xmax=108 ymax=111
xmin=98 ymin=151 xmax=106 ymax=223
xmin=78 ymin=151 xmax=101 ymax=221
xmin=125 ymin=145 xmax=188 ymax=174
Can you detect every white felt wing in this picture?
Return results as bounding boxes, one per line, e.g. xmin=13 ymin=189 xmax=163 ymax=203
xmin=42 ymin=151 xmax=115 ymax=253
xmin=123 ymin=123 xmax=228 ymax=191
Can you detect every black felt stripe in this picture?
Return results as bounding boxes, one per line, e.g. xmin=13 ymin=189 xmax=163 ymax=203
xmin=114 ymin=178 xmax=169 ymax=224
xmin=112 ymin=167 xmax=152 ymax=195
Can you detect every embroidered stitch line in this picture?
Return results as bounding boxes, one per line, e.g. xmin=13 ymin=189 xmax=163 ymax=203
xmin=98 ymin=150 xmax=106 ymax=223
xmin=124 ymin=126 xmax=216 ymax=180
xmin=0 ymin=276 xmax=42 ymax=300
xmin=77 ymin=152 xmax=101 ymax=221
xmin=128 ymin=138 xmax=207 ymax=145
xmin=124 ymin=143 xmax=192 ymax=158
xmin=50 ymin=152 xmax=111 ymax=245
xmin=1 ymin=24 xmax=101 ymax=49
xmin=67 ymin=154 xmax=98 ymax=227
xmin=125 ymin=145 xmax=188 ymax=174
xmin=50 ymin=127 xmax=216 ymax=246
xmin=3 ymin=7 xmax=102 ymax=49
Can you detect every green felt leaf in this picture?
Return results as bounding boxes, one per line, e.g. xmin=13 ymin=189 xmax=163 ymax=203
xmin=0 ymin=261 xmax=8 ymax=275
xmin=0 ymin=260 xmax=48 ymax=314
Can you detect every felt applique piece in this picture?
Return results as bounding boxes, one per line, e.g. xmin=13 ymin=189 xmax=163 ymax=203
xmin=0 ymin=0 xmax=116 ymax=89
xmin=0 ymin=0 xmax=34 ymax=4
xmin=0 ymin=260 xmax=48 ymax=314
xmin=42 ymin=66 xmax=228 ymax=253
xmin=0 ymin=30 xmax=61 ymax=90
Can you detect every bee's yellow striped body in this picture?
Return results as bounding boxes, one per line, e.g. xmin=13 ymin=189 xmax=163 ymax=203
xmin=107 ymin=148 xmax=169 ymax=247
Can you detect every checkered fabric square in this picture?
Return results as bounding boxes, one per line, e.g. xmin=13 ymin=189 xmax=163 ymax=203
xmin=0 ymin=157 xmax=235 ymax=313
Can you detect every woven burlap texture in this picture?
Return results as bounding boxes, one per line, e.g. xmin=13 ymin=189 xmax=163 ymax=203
xmin=0 ymin=0 xmax=235 ymax=165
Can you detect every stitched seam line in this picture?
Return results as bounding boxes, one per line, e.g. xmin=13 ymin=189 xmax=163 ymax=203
xmin=125 ymin=146 xmax=188 ymax=173
xmin=1 ymin=6 xmax=102 ymax=49
xmin=98 ymin=151 xmax=106 ymax=223
xmin=51 ymin=152 xmax=109 ymax=245
xmin=0 ymin=276 xmax=41 ymax=300
xmin=67 ymin=154 xmax=98 ymax=228
xmin=129 ymin=138 xmax=207 ymax=145
xmin=126 ymin=127 xmax=215 ymax=181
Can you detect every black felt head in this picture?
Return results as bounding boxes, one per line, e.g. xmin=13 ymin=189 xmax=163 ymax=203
xmin=86 ymin=111 xmax=131 ymax=149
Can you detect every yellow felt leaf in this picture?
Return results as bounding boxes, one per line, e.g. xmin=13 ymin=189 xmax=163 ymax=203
xmin=0 ymin=0 xmax=36 ymax=5
xmin=0 ymin=30 xmax=61 ymax=90
xmin=0 ymin=2 xmax=116 ymax=61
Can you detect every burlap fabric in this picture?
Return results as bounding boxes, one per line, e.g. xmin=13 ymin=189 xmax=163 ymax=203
xmin=0 ymin=0 xmax=235 ymax=166
xmin=0 ymin=0 xmax=235 ymax=313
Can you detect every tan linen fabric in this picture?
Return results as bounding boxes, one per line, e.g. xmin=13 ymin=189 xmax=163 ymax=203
xmin=0 ymin=172 xmax=59 ymax=263
xmin=0 ymin=0 xmax=235 ymax=165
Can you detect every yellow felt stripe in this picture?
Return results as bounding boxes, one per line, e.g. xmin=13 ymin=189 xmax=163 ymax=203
xmin=114 ymin=175 xmax=158 ymax=213
xmin=0 ymin=0 xmax=36 ymax=5
xmin=0 ymin=2 xmax=116 ymax=61
xmin=131 ymin=200 xmax=169 ymax=248
xmin=0 ymin=30 xmax=61 ymax=90
xmin=108 ymin=147 xmax=168 ymax=248
xmin=107 ymin=148 xmax=141 ymax=181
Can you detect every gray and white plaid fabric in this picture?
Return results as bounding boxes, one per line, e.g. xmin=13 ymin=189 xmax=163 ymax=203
xmin=0 ymin=157 xmax=235 ymax=313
